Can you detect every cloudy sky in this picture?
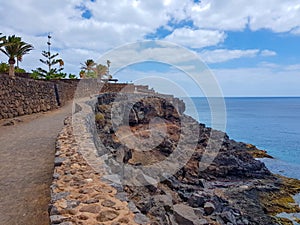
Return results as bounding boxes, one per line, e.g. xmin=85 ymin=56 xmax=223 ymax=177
xmin=0 ymin=0 xmax=300 ymax=96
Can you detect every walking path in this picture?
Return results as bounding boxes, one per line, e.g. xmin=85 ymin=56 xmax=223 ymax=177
xmin=0 ymin=104 xmax=72 ymax=225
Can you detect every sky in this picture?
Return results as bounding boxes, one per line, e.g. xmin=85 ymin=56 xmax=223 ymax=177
xmin=0 ymin=0 xmax=300 ymax=97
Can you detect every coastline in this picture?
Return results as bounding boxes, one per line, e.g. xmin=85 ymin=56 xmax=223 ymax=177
xmin=94 ymin=92 xmax=300 ymax=224
xmin=259 ymin=158 xmax=300 ymax=180
xmin=248 ymin=149 xmax=300 ymax=225
xmin=49 ymin=92 xmax=300 ymax=225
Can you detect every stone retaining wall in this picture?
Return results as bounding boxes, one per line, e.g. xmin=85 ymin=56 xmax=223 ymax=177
xmin=0 ymin=74 xmax=151 ymax=120
xmin=0 ymin=75 xmax=58 ymax=119
xmin=49 ymin=117 xmax=138 ymax=225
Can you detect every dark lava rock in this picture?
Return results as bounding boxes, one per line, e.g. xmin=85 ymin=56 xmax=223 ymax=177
xmin=204 ymin=202 xmax=215 ymax=215
xmin=95 ymin=93 xmax=284 ymax=225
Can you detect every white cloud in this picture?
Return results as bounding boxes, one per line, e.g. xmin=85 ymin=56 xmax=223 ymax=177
xmin=190 ymin=1 xmax=249 ymax=31
xmin=260 ymin=50 xmax=277 ymax=57
xmin=189 ymin=0 xmax=300 ymax=33
xmin=0 ymin=0 xmax=299 ymax=76
xmin=291 ymin=27 xmax=300 ymax=35
xmin=199 ymin=49 xmax=259 ymax=63
xmin=164 ymin=28 xmax=226 ymax=48
xmin=0 ymin=0 xmax=196 ymax=74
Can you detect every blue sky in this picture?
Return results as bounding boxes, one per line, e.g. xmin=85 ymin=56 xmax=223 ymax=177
xmin=0 ymin=0 xmax=300 ymax=97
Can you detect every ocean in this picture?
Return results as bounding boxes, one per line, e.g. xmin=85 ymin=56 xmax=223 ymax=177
xmin=183 ymin=97 xmax=300 ymax=179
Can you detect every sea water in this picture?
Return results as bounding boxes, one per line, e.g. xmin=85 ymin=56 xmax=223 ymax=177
xmin=183 ymin=97 xmax=300 ymax=179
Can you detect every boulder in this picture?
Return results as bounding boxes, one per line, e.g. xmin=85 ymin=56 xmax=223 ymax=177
xmin=188 ymin=192 xmax=206 ymax=208
xmin=173 ymin=204 xmax=202 ymax=225
xmin=204 ymin=202 xmax=215 ymax=215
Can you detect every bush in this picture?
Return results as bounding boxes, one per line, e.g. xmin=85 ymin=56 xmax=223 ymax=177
xmin=0 ymin=62 xmax=9 ymax=73
xmin=0 ymin=62 xmax=26 ymax=73
xmin=68 ymin=73 xmax=77 ymax=79
xmin=95 ymin=113 xmax=105 ymax=122
xmin=15 ymin=67 xmax=26 ymax=73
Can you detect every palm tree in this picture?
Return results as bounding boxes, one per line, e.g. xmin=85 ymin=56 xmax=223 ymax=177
xmin=95 ymin=63 xmax=107 ymax=79
xmin=81 ymin=59 xmax=95 ymax=72
xmin=80 ymin=59 xmax=96 ymax=78
xmin=0 ymin=33 xmax=6 ymax=48
xmin=0 ymin=35 xmax=33 ymax=77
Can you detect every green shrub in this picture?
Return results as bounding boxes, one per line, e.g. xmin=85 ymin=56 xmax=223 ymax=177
xmin=68 ymin=73 xmax=77 ymax=79
xmin=0 ymin=62 xmax=9 ymax=73
xmin=15 ymin=67 xmax=26 ymax=73
xmin=0 ymin=62 xmax=26 ymax=73
xmin=95 ymin=113 xmax=105 ymax=122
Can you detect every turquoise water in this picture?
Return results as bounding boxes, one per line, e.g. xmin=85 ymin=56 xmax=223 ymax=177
xmin=184 ymin=97 xmax=300 ymax=179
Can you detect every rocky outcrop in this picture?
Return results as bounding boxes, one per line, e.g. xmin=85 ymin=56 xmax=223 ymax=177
xmin=94 ymin=92 xmax=300 ymax=225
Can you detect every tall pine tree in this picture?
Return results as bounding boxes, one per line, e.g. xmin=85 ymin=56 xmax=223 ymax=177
xmin=32 ymin=34 xmax=65 ymax=80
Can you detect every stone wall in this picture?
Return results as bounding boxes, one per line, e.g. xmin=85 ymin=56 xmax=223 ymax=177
xmin=0 ymin=75 xmax=58 ymax=119
xmin=0 ymin=74 xmax=152 ymax=120
xmin=49 ymin=117 xmax=138 ymax=225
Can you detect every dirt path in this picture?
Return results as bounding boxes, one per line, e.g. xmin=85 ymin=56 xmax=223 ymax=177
xmin=0 ymin=104 xmax=72 ymax=225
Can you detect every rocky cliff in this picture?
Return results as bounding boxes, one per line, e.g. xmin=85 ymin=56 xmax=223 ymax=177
xmin=94 ymin=92 xmax=300 ymax=225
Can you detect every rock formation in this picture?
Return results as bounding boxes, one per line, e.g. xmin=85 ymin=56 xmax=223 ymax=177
xmin=94 ymin=92 xmax=300 ymax=225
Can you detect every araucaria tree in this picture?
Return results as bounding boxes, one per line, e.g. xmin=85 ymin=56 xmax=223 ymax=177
xmin=32 ymin=34 xmax=65 ymax=80
xmin=0 ymin=35 xmax=33 ymax=77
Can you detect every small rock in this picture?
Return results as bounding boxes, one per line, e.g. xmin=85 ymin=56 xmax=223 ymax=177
xmin=174 ymin=204 xmax=201 ymax=225
xmin=58 ymin=200 xmax=68 ymax=209
xmin=128 ymin=201 xmax=140 ymax=213
xmin=66 ymin=200 xmax=80 ymax=209
xmin=188 ymin=193 xmax=205 ymax=208
xmin=53 ymin=173 xmax=60 ymax=179
xmin=204 ymin=202 xmax=215 ymax=215
xmin=96 ymin=210 xmax=119 ymax=222
xmin=134 ymin=213 xmax=150 ymax=225
xmin=154 ymin=194 xmax=173 ymax=212
xmin=54 ymin=157 xmax=64 ymax=167
xmin=49 ymin=205 xmax=60 ymax=216
xmin=101 ymin=199 xmax=116 ymax=207
xmin=51 ymin=192 xmax=70 ymax=202
xmin=50 ymin=215 xmax=67 ymax=223
xmin=199 ymin=219 xmax=209 ymax=225
xmin=77 ymin=214 xmax=89 ymax=220
xmin=84 ymin=198 xmax=99 ymax=204
xmin=199 ymin=179 xmax=206 ymax=187
xmin=79 ymin=204 xmax=101 ymax=214
xmin=221 ymin=210 xmax=237 ymax=224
